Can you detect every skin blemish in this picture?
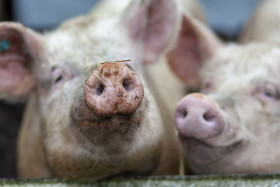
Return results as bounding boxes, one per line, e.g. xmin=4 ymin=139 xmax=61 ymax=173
xmin=113 ymin=71 xmax=119 ymax=76
xmin=0 ymin=39 xmax=10 ymax=53
xmin=104 ymin=72 xmax=111 ymax=78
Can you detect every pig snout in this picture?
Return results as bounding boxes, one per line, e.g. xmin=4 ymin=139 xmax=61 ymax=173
xmin=175 ymin=93 xmax=224 ymax=140
xmin=84 ymin=62 xmax=144 ymax=116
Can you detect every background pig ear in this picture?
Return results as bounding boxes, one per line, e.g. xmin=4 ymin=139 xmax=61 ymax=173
xmin=122 ymin=0 xmax=180 ymax=64
xmin=167 ymin=13 xmax=224 ymax=87
xmin=0 ymin=22 xmax=43 ymax=101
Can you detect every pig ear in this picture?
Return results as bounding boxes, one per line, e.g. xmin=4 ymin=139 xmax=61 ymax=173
xmin=167 ymin=13 xmax=224 ymax=87
xmin=0 ymin=22 xmax=43 ymax=101
xmin=122 ymin=0 xmax=180 ymax=64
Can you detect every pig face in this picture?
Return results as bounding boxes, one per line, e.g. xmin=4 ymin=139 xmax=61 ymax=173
xmin=0 ymin=0 xmax=180 ymax=179
xmin=168 ymin=13 xmax=280 ymax=174
xmin=38 ymin=28 xmax=161 ymax=178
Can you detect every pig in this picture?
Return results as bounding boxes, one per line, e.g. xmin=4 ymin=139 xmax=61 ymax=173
xmin=90 ymin=0 xmax=205 ymax=23
xmin=166 ymin=10 xmax=280 ymax=174
xmin=240 ymin=0 xmax=280 ymax=43
xmin=0 ymin=0 xmax=183 ymax=180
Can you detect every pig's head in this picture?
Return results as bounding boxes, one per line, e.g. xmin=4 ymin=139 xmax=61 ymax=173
xmin=168 ymin=13 xmax=280 ymax=174
xmin=0 ymin=0 xmax=180 ymax=179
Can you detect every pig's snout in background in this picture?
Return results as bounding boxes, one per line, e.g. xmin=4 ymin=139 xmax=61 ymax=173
xmin=84 ymin=62 xmax=144 ymax=116
xmin=175 ymin=93 xmax=224 ymax=141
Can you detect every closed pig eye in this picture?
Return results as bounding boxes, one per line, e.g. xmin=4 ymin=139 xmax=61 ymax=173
xmin=54 ymin=74 xmax=63 ymax=84
xmin=260 ymin=82 xmax=280 ymax=100
xmin=51 ymin=67 xmax=65 ymax=85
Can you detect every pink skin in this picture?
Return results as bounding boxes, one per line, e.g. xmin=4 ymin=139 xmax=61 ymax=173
xmin=175 ymin=93 xmax=224 ymax=142
xmin=84 ymin=62 xmax=144 ymax=116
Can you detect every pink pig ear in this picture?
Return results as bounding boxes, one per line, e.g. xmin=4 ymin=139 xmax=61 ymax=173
xmin=167 ymin=13 xmax=224 ymax=87
xmin=122 ymin=0 xmax=180 ymax=64
xmin=0 ymin=22 xmax=43 ymax=101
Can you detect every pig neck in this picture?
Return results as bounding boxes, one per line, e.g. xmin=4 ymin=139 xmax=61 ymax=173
xmin=17 ymin=92 xmax=51 ymax=178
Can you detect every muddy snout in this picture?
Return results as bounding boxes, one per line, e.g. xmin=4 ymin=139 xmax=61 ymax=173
xmin=175 ymin=93 xmax=224 ymax=140
xmin=84 ymin=62 xmax=144 ymax=116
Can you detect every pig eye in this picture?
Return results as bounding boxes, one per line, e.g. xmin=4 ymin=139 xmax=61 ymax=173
xmin=261 ymin=83 xmax=279 ymax=100
xmin=51 ymin=67 xmax=64 ymax=84
xmin=202 ymin=82 xmax=213 ymax=93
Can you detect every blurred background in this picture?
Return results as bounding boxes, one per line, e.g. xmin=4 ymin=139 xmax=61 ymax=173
xmin=0 ymin=0 xmax=263 ymax=178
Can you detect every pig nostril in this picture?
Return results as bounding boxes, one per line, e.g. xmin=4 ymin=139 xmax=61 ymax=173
xmin=123 ymin=79 xmax=133 ymax=92
xmin=203 ymin=112 xmax=215 ymax=122
xmin=95 ymin=84 xmax=105 ymax=96
xmin=182 ymin=110 xmax=188 ymax=118
xmin=177 ymin=108 xmax=188 ymax=119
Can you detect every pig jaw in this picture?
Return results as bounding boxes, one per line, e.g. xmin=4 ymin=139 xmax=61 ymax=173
xmin=44 ymin=94 xmax=164 ymax=179
xmin=41 ymin=76 xmax=164 ymax=179
xmin=175 ymin=94 xmax=245 ymax=169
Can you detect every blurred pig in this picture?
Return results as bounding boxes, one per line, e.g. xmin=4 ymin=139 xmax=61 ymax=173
xmin=90 ymin=0 xmax=205 ymax=22
xmin=143 ymin=0 xmax=205 ymax=123
xmin=240 ymin=0 xmax=280 ymax=43
xmin=167 ymin=11 xmax=280 ymax=174
xmin=0 ymin=0 xmax=183 ymax=180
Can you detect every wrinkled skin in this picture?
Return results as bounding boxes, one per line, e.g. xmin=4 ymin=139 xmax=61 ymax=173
xmin=0 ymin=0 xmax=185 ymax=180
xmin=167 ymin=10 xmax=280 ymax=174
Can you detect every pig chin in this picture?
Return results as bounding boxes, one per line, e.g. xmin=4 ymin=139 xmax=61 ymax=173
xmin=180 ymin=115 xmax=244 ymax=166
xmin=181 ymin=135 xmax=243 ymax=168
xmin=69 ymin=96 xmax=148 ymax=151
xmin=179 ymin=135 xmax=225 ymax=165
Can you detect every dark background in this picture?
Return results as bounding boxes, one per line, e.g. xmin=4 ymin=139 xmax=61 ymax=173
xmin=0 ymin=0 xmax=262 ymax=178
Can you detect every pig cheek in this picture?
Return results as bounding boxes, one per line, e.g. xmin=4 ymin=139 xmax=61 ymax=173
xmin=41 ymin=87 xmax=79 ymax=170
xmin=40 ymin=80 xmax=77 ymax=135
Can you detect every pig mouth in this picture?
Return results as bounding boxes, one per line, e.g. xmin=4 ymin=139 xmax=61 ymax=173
xmin=179 ymin=133 xmax=243 ymax=165
xmin=71 ymin=110 xmax=144 ymax=134
xmin=70 ymin=97 xmax=147 ymax=147
xmin=70 ymin=96 xmax=147 ymax=127
xmin=179 ymin=133 xmax=243 ymax=149
xmin=179 ymin=134 xmax=214 ymax=149
xmin=69 ymin=113 xmax=144 ymax=154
